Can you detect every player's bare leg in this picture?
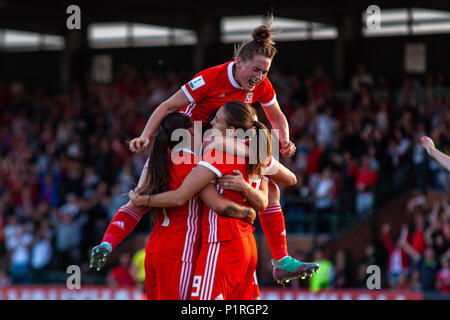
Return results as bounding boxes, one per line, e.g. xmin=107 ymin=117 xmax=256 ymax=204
xmin=259 ymin=180 xmax=319 ymax=285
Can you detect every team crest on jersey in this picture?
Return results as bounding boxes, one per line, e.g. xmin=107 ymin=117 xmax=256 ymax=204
xmin=245 ymin=92 xmax=254 ymax=103
xmin=189 ymin=75 xmax=206 ymax=91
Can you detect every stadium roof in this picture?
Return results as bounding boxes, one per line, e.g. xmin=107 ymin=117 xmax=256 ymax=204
xmin=3 ymin=0 xmax=450 ymax=36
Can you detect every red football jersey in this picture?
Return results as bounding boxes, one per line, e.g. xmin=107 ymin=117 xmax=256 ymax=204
xmin=197 ymin=149 xmax=257 ymax=243
xmin=146 ymin=148 xmax=202 ymax=263
xmin=179 ymin=61 xmax=277 ymax=124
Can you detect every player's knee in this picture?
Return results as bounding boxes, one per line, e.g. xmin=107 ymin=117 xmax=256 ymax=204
xmin=268 ymin=181 xmax=280 ymax=204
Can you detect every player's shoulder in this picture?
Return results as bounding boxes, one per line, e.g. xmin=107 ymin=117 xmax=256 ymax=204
xmin=188 ymin=61 xmax=231 ymax=92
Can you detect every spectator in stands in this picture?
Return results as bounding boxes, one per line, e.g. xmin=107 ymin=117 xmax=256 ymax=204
xmin=396 ymin=271 xmax=411 ymax=290
xmin=354 ymin=245 xmax=377 ymax=288
xmin=410 ymin=270 xmax=422 ymax=291
xmin=387 ymin=128 xmax=412 ymax=190
xmin=3 ymin=215 xmax=21 ymax=252
xmin=311 ymin=66 xmax=332 ymax=105
xmin=59 ymin=193 xmax=81 ymax=217
xmin=425 ymin=203 xmax=450 ymax=258
xmin=8 ymin=224 xmax=33 ymax=284
xmin=399 ymin=241 xmax=439 ymax=291
xmin=310 ymin=249 xmax=334 ymax=292
xmin=332 ymin=250 xmax=349 ymax=288
xmin=355 ymin=155 xmax=378 ymax=215
xmin=107 ymin=252 xmax=135 ymax=288
xmin=306 ymin=143 xmax=325 ymax=181
xmin=130 ymin=246 xmax=146 ymax=295
xmin=351 ymin=64 xmax=374 ymax=93
xmin=431 ymin=232 xmax=449 ymax=259
xmin=38 ymin=172 xmax=61 ymax=208
xmin=381 ymin=223 xmax=410 ymax=288
xmin=336 ymin=151 xmax=357 ymax=215
xmin=282 ymin=171 xmax=312 ymax=233
xmin=0 ymin=266 xmax=11 ymax=287
xmin=375 ymin=99 xmax=390 ymax=134
xmin=435 ymin=256 xmax=450 ymax=294
xmin=293 ymin=134 xmax=313 ymax=173
xmin=30 ymin=222 xmax=53 ymax=283
xmin=409 ymin=208 xmax=426 ymax=256
xmin=50 ymin=207 xmax=87 ymax=268
xmin=117 ymin=163 xmax=136 ymax=195
xmin=82 ymin=165 xmax=100 ymax=199
xmin=314 ymin=107 xmax=336 ymax=148
xmin=312 ymin=167 xmax=335 ymax=233
xmin=107 ymin=184 xmax=129 ymax=221
xmin=80 ymin=181 xmax=111 ymax=256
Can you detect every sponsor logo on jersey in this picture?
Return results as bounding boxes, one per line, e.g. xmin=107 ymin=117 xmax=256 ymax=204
xmin=189 ymin=76 xmax=206 ymax=91
xmin=245 ymin=92 xmax=254 ymax=103
xmin=112 ymin=221 xmax=125 ymax=230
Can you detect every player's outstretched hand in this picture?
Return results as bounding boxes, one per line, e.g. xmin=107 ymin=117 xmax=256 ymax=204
xmin=280 ymin=141 xmax=296 ymax=158
xmin=421 ymin=136 xmax=435 ymax=155
xmin=129 ymin=137 xmax=150 ymax=153
xmin=90 ymin=243 xmax=112 ymax=271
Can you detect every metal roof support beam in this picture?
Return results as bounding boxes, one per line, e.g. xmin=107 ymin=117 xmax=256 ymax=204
xmin=333 ymin=10 xmax=364 ymax=89
xmin=61 ymin=28 xmax=89 ymax=93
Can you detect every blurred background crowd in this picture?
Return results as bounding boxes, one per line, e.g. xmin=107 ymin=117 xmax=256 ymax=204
xmin=0 ymin=62 xmax=449 ymax=293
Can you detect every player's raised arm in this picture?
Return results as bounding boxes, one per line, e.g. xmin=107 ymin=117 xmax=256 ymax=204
xmin=262 ymin=99 xmax=296 ymax=158
xmin=421 ymin=136 xmax=450 ymax=172
xmin=129 ymin=89 xmax=190 ymax=153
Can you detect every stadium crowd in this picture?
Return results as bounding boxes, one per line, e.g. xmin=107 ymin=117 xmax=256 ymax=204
xmin=0 ymin=62 xmax=449 ymax=292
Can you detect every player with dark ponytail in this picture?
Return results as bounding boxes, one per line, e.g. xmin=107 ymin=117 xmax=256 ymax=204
xmin=91 ymin=113 xmax=257 ymax=299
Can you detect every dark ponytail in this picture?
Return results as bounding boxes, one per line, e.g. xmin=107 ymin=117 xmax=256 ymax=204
xmin=136 ymin=112 xmax=193 ymax=197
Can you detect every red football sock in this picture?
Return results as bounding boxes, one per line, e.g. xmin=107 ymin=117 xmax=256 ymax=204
xmin=259 ymin=204 xmax=288 ymax=261
xmin=102 ymin=205 xmax=146 ymax=251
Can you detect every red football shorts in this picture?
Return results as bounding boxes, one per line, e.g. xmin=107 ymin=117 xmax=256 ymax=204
xmin=190 ymin=233 xmax=258 ymax=300
xmin=145 ymin=253 xmax=196 ymax=300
